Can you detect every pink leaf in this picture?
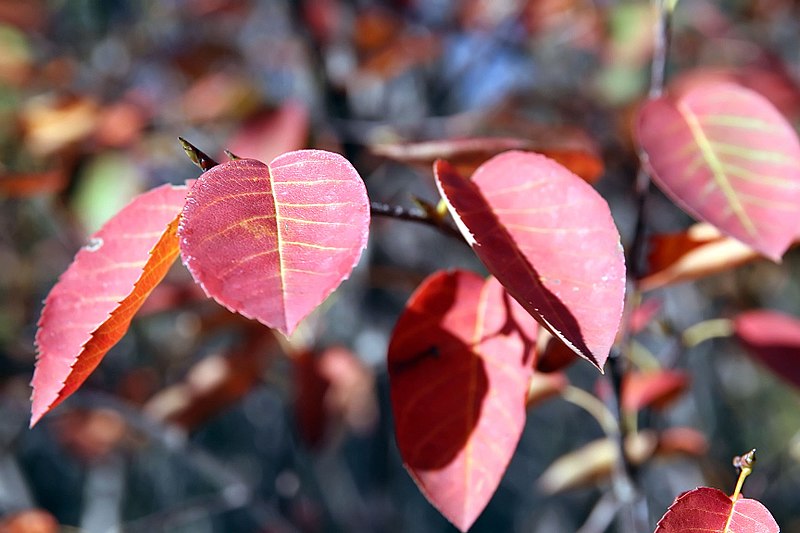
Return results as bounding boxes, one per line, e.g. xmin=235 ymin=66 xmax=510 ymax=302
xmin=178 ymin=150 xmax=369 ymax=335
xmin=434 ymin=151 xmax=626 ymax=369
xmin=32 ymin=183 xmax=190 ymax=426
xmin=637 ymin=82 xmax=800 ymax=261
xmin=388 ymin=270 xmax=537 ymax=532
xmin=655 ymin=487 xmax=779 ymax=533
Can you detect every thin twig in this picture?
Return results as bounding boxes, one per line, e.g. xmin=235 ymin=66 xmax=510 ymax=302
xmin=370 ymin=201 xmax=465 ymax=240
xmin=606 ymin=0 xmax=676 ymax=531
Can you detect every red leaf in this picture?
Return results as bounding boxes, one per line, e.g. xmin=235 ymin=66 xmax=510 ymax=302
xmin=641 ymin=223 xmax=764 ymax=291
xmin=637 ymin=82 xmax=800 ymax=261
xmin=434 ymin=151 xmax=626 ymax=369
xmin=388 ymin=270 xmax=537 ymax=531
xmin=735 ymin=310 xmax=800 ymax=389
xmin=32 ymin=183 xmax=189 ymax=426
xmin=655 ymin=487 xmax=779 ymax=533
xmin=621 ymin=370 xmax=690 ymax=412
xmin=178 ymin=151 xmax=369 ymax=336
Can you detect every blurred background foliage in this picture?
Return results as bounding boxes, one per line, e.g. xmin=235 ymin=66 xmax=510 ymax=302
xmin=2 ymin=0 xmax=800 ymax=531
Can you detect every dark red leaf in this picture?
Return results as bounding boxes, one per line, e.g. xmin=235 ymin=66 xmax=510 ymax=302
xmin=637 ymin=82 xmax=800 ymax=261
xmin=388 ymin=270 xmax=537 ymax=531
xmin=655 ymin=487 xmax=779 ymax=533
xmin=32 ymin=183 xmax=189 ymax=426
xmin=178 ymin=151 xmax=370 ymax=336
xmin=434 ymin=151 xmax=625 ymax=369
xmin=735 ymin=310 xmax=800 ymax=389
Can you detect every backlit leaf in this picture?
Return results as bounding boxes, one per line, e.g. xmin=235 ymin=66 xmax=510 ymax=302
xmin=435 ymin=151 xmax=625 ymax=369
xmin=655 ymin=487 xmax=778 ymax=533
xmin=31 ymin=183 xmax=190 ymax=427
xmin=637 ymin=82 xmax=800 ymax=261
xmin=735 ymin=309 xmax=800 ymax=389
xmin=178 ymin=150 xmax=369 ymax=336
xmin=388 ymin=270 xmax=537 ymax=532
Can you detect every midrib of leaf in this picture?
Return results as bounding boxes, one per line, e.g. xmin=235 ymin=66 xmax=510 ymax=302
xmin=676 ymin=101 xmax=757 ymax=237
xmin=722 ymin=498 xmax=736 ymax=533
xmin=466 ymin=280 xmax=491 ymax=518
xmin=267 ymin=165 xmax=289 ymax=329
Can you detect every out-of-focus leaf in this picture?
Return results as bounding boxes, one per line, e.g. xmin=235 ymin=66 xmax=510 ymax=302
xmin=294 ymin=346 xmax=378 ymax=448
xmin=31 ymin=183 xmax=190 ymax=426
xmin=621 ymin=370 xmax=690 ymax=412
xmin=538 ymin=433 xmax=656 ymax=494
xmin=527 ymin=371 xmax=568 ymax=408
xmin=655 ymin=487 xmax=779 ymax=533
xmin=71 ymin=152 xmax=145 ymax=234
xmin=178 ymin=151 xmax=370 ymax=336
xmin=20 ymin=94 xmax=99 ymax=156
xmin=0 ymin=509 xmax=59 ymax=533
xmin=655 ymin=427 xmax=708 ymax=457
xmin=54 ymin=408 xmax=127 ymax=460
xmin=373 ymin=137 xmax=604 ymax=183
xmin=388 ymin=270 xmax=537 ymax=532
xmin=435 ymin=151 xmax=625 ymax=369
xmin=628 ymin=297 xmax=662 ymax=334
xmin=224 ymin=101 xmax=309 ymax=164
xmin=735 ymin=309 xmax=800 ymax=389
xmin=539 ymin=427 xmax=707 ymax=495
xmin=0 ymin=168 xmax=66 ymax=197
xmin=637 ymin=82 xmax=800 ymax=261
xmin=641 ymin=223 xmax=763 ymax=291
xmin=144 ymin=327 xmax=274 ymax=429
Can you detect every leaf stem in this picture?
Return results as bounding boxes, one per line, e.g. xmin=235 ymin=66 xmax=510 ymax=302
xmin=606 ymin=1 xmax=676 ymax=530
xmin=370 ymin=201 xmax=465 ymax=240
xmin=730 ymin=449 xmax=756 ymax=501
xmin=561 ymin=385 xmax=619 ymax=437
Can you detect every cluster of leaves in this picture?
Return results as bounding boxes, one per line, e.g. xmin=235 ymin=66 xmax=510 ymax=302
xmin=32 ymin=70 xmax=800 ymax=531
xmin=8 ymin=0 xmax=800 ymax=531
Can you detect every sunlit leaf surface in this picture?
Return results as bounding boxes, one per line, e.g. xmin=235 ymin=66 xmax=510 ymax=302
xmin=637 ymin=82 xmax=800 ymax=261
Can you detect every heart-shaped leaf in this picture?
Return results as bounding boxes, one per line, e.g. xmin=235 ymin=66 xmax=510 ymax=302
xmin=735 ymin=309 xmax=800 ymax=389
xmin=434 ymin=151 xmax=626 ymax=369
xmin=655 ymin=487 xmax=778 ymax=533
xmin=178 ymin=150 xmax=370 ymax=335
xmin=637 ymin=81 xmax=800 ymax=261
xmin=32 ymin=183 xmax=190 ymax=427
xmin=388 ymin=270 xmax=537 ymax=532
